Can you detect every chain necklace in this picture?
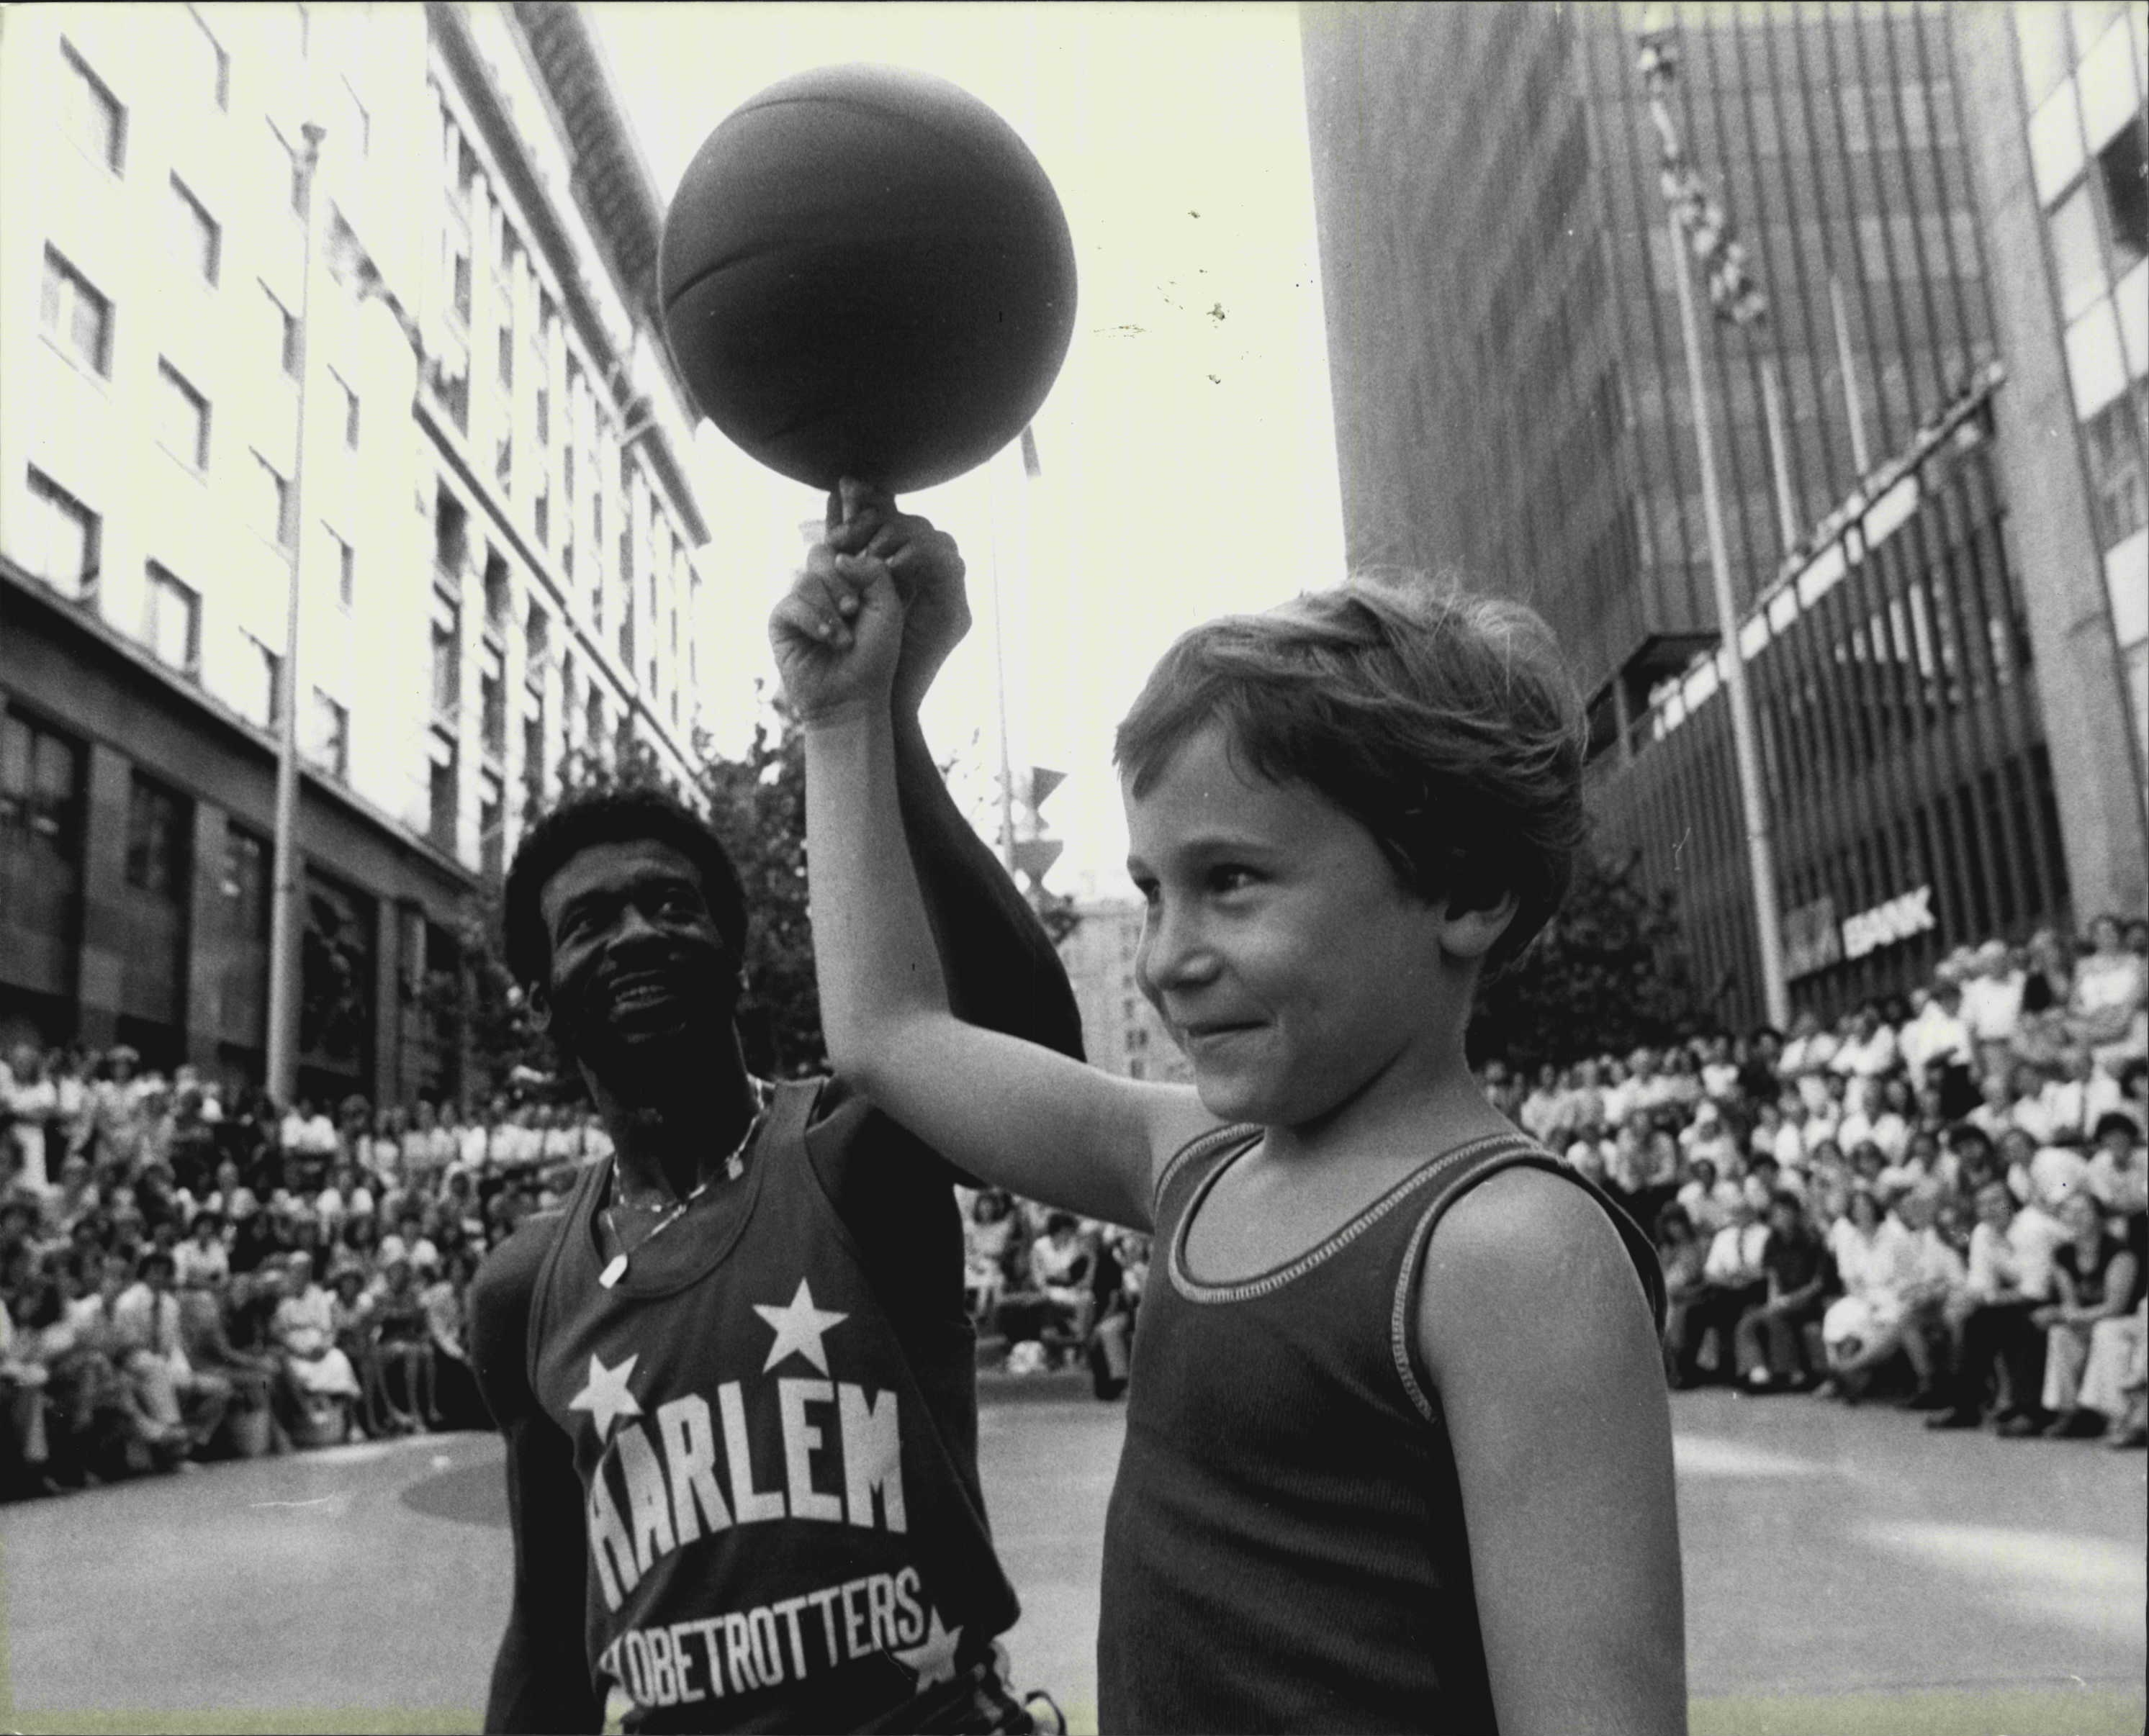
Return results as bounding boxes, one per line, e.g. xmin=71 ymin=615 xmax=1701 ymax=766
xmin=597 ymin=1079 xmax=771 ymax=1290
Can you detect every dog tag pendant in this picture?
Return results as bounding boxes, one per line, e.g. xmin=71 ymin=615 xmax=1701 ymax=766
xmin=599 ymin=1254 xmax=629 ymax=1289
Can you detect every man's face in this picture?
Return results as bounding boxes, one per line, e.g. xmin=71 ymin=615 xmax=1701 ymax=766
xmin=533 ymin=839 xmax=742 ymax=1088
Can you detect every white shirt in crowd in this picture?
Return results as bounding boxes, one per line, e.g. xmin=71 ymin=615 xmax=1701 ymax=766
xmin=1703 ymin=1221 xmax=1770 ymax=1285
xmin=1965 ymin=1210 xmax=2065 ymax=1302
xmin=1899 ymin=1002 xmax=1973 ymax=1078
xmin=1960 ymin=970 xmax=2024 ymax=1045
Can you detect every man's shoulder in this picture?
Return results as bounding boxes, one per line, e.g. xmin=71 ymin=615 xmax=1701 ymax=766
xmin=469 ymin=1207 xmax=568 ymax=1341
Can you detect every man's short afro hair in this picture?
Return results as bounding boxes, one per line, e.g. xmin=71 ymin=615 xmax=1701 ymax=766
xmin=503 ymin=785 xmax=748 ymax=990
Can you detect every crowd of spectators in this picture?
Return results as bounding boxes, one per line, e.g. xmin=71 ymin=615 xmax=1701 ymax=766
xmin=963 ymin=914 xmax=2149 ymax=1439
xmin=0 ymin=1052 xmax=616 ymax=1497
xmin=1489 ymin=913 xmax=2149 ymax=1446
xmin=8 ymin=915 xmax=2145 ymax=1486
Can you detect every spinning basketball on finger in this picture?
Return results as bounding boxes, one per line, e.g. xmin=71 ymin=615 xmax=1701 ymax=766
xmin=471 ymin=68 xmax=1083 ymax=1736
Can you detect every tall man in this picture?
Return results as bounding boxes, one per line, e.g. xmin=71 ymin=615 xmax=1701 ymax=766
xmin=468 ymin=490 xmax=1081 ymax=1733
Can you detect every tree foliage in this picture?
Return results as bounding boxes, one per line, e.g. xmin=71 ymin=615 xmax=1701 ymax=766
xmin=1467 ymin=849 xmax=1704 ymax=1075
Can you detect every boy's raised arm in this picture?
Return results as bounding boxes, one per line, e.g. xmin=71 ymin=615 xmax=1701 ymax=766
xmin=777 ymin=540 xmax=1167 ymax=1231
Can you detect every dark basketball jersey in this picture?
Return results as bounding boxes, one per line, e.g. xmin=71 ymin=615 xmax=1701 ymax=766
xmin=526 ymin=1080 xmax=1019 ymax=1732
xmin=1097 ymin=1128 xmax=1663 ymax=1732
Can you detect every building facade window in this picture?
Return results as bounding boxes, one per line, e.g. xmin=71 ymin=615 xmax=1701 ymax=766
xmin=169 ymin=176 xmax=220 ymax=285
xmin=269 ymin=123 xmax=302 ymax=217
xmin=143 ymin=563 xmax=200 ymax=674
xmin=2083 ymin=380 xmax=2149 ymax=553
xmin=252 ymin=452 xmax=293 ymax=546
xmin=61 ymin=40 xmax=125 ymax=171
xmin=238 ymin=632 xmax=281 ymax=728
xmin=124 ymin=772 xmax=189 ymax=897
xmin=24 ymin=468 xmax=100 ymax=599
xmin=428 ymin=736 xmax=459 ymax=851
xmin=336 ymin=374 xmax=361 ymax=448
xmin=262 ymin=283 xmax=299 ymax=376
xmin=40 ymin=248 xmax=112 ymax=376
xmin=307 ymin=688 xmax=348 ymax=778
xmin=156 ymin=360 xmax=211 ymax=469
xmin=339 ymin=77 xmax=370 ymax=159
xmin=186 ymin=7 xmax=230 ymax=109
xmin=1 ymin=713 xmax=85 ymax=868
xmin=431 ymin=596 xmax=461 ymax=720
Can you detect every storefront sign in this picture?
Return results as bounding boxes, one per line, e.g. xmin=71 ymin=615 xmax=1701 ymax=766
xmin=1783 ymin=896 xmax=1842 ymax=980
xmin=1840 ymin=885 xmax=1934 ymax=961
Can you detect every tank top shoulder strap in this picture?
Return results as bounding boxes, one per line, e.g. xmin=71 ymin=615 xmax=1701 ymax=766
xmin=1387 ymin=1136 xmax=1666 ymax=1426
xmin=525 ymin=1149 xmax=613 ymax=1391
xmin=1153 ymin=1121 xmax=1263 ymax=1228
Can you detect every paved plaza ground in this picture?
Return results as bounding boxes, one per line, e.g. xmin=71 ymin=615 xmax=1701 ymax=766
xmin=0 ymin=1383 xmax=2140 ymax=1734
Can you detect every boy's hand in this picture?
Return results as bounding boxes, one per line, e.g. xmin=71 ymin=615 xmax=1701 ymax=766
xmin=826 ymin=478 xmax=970 ymax=715
xmin=770 ymin=544 xmax=904 ymax=725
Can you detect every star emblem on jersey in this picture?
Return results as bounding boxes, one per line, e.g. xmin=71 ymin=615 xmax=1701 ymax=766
xmin=754 ymin=1278 xmax=850 ymax=1375
xmin=893 ymin=1606 xmax=962 ymax=1687
xmin=568 ymin=1350 xmax=643 ymax=1437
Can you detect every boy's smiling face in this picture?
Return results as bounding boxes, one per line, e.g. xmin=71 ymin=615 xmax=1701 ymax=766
xmin=1123 ymin=721 xmax=1464 ymax=1129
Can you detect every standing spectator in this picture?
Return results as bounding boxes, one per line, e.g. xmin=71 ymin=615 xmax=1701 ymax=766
xmin=2068 ymin=914 xmax=2149 ymax=1067
xmin=4 ymin=1045 xmax=58 ymax=1195
xmin=1962 ymin=941 xmax=2026 ymax=1075
xmin=2035 ymin=1192 xmax=2143 ymax=1437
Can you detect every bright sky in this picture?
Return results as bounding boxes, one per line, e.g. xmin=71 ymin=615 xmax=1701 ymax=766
xmin=589 ymin=1 xmax=1346 ymax=898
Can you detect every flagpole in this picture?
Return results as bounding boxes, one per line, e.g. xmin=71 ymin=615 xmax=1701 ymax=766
xmin=265 ymin=123 xmax=326 ymax=1105
xmin=1639 ymin=26 xmax=1791 ymax=1030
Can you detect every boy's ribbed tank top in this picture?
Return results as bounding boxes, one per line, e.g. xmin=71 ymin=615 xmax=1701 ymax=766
xmin=1097 ymin=1126 xmax=1662 ymax=1733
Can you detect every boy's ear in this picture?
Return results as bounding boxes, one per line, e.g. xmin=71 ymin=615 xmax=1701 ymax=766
xmin=524 ymin=980 xmax=554 ymax=1036
xmin=1438 ymin=890 xmax=1520 ymax=962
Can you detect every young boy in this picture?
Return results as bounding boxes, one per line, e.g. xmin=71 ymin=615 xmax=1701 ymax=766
xmin=779 ymin=484 xmax=1685 ymax=1734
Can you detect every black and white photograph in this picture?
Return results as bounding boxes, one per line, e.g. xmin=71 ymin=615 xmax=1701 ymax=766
xmin=0 ymin=3 xmax=2144 ymax=1732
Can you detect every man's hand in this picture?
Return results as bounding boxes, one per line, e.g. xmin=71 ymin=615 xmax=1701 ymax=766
xmin=770 ymin=543 xmax=905 ymax=726
xmin=825 ymin=478 xmax=970 ymax=715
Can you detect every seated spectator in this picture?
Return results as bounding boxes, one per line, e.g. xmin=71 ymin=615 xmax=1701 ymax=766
xmin=1675 ymin=1193 xmax=1770 ymax=1387
xmin=1679 ymin=1099 xmax=1742 ymax=1176
xmin=1737 ymin=1192 xmax=1830 ymax=1392
xmin=2035 ymin=1192 xmax=2143 ymax=1437
xmin=2078 ymin=1296 xmax=2147 ymax=1448
xmin=1029 ymin=1213 xmax=1096 ymax=1350
xmin=114 ymin=1251 xmax=230 ymax=1459
xmin=1822 ymin=1188 xmax=1915 ymax=1401
xmin=1833 ymin=1005 xmax=1900 ymax=1080
xmin=0 ymin=1284 xmax=58 ymax=1495
xmin=174 ymin=1266 xmax=279 ymax=1457
xmin=328 ymin=1263 xmax=392 ymax=1439
xmin=423 ymin=1248 xmax=485 ymax=1429
xmin=369 ymin=1257 xmax=438 ymax=1432
xmin=2015 ymin=929 xmax=2075 ymax=1068
xmin=1928 ymin=1181 xmax=2063 ymax=1433
xmin=2085 ymin=1113 xmax=2148 ymax=1214
xmin=169 ymin=1211 xmax=230 ymax=1296
xmin=1654 ymin=1204 xmax=1710 ymax=1388
xmin=1675 ymin=1157 xmax=1742 ymax=1238
xmin=63 ymin=1250 xmax=183 ymax=1473
xmin=1086 ymin=1229 xmax=1147 ymax=1401
xmin=270 ymin=1253 xmax=362 ymax=1444
xmin=962 ymin=1190 xmax=1017 ymax=1324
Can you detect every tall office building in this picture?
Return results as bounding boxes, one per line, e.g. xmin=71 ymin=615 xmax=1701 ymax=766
xmin=1055 ymin=901 xmax=1191 ymax=1085
xmin=1303 ymin=1 xmax=2146 ymax=1030
xmin=0 ymin=3 xmax=713 ymax=1105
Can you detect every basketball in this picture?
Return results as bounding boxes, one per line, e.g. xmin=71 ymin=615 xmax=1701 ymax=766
xmin=659 ymin=64 xmax=1078 ymax=496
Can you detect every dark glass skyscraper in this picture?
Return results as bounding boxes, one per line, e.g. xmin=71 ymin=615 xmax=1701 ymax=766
xmin=1304 ymin=1 xmax=2145 ymax=1029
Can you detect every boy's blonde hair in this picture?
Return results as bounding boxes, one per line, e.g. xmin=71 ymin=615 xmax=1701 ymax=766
xmin=1114 ymin=569 xmax=1587 ymax=967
